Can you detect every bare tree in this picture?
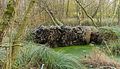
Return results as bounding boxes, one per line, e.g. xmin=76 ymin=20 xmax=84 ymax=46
xmin=75 ymin=0 xmax=97 ymax=27
xmin=92 ymin=0 xmax=101 ymax=18
xmin=40 ymin=0 xmax=63 ymax=26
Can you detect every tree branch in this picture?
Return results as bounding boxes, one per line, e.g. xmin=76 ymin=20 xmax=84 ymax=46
xmin=75 ymin=0 xmax=97 ymax=27
xmin=40 ymin=0 xmax=63 ymax=26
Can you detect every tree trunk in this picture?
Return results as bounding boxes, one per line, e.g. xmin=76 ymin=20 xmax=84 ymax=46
xmin=76 ymin=0 xmax=81 ymax=24
xmin=1 ymin=0 xmax=15 ymax=69
xmin=118 ymin=1 xmax=120 ymax=25
xmin=11 ymin=0 xmax=35 ymax=68
xmin=0 ymin=0 xmax=15 ymax=44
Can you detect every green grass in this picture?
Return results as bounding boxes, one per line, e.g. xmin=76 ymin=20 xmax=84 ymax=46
xmin=115 ymin=56 xmax=120 ymax=62
xmin=54 ymin=45 xmax=120 ymax=63
xmin=13 ymin=42 xmax=82 ymax=69
xmin=54 ymin=45 xmax=94 ymax=57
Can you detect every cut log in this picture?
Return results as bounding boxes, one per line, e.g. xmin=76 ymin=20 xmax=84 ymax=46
xmin=32 ymin=26 xmax=117 ymax=47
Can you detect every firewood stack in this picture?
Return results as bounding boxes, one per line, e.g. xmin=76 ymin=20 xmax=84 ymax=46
xmin=32 ymin=25 xmax=104 ymax=47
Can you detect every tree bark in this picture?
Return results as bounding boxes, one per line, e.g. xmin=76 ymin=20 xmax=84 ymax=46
xmin=11 ymin=0 xmax=35 ymax=67
xmin=1 ymin=0 xmax=16 ymax=69
xmin=0 ymin=0 xmax=15 ymax=44
xmin=118 ymin=0 xmax=120 ymax=25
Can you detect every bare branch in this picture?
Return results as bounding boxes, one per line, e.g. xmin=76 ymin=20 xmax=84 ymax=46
xmin=75 ymin=0 xmax=97 ymax=27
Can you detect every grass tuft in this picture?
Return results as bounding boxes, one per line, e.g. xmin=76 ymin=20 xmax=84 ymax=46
xmin=13 ymin=42 xmax=81 ymax=69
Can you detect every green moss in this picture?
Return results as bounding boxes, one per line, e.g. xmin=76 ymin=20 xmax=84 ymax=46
xmin=54 ymin=45 xmax=120 ymax=62
xmin=54 ymin=45 xmax=94 ymax=57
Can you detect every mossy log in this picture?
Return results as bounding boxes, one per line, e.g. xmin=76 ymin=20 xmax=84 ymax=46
xmin=32 ymin=26 xmax=117 ymax=47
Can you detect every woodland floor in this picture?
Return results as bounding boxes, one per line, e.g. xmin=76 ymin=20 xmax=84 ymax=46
xmin=54 ymin=45 xmax=120 ymax=62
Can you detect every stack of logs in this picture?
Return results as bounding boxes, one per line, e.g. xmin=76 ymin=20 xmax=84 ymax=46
xmin=32 ymin=25 xmax=106 ymax=47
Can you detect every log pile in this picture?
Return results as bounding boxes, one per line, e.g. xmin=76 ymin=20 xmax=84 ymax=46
xmin=32 ymin=26 xmax=104 ymax=47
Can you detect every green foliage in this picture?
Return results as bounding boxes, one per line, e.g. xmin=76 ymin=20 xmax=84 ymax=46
xmin=25 ymin=29 xmax=35 ymax=42
xmin=110 ymin=40 xmax=120 ymax=56
xmin=54 ymin=45 xmax=93 ymax=57
xmin=99 ymin=26 xmax=120 ymax=38
xmin=13 ymin=42 xmax=81 ymax=69
xmin=0 ymin=49 xmax=6 ymax=65
xmin=81 ymin=18 xmax=118 ymax=26
xmin=2 ymin=0 xmax=15 ymax=24
xmin=101 ymin=40 xmax=120 ymax=56
xmin=98 ymin=26 xmax=120 ymax=55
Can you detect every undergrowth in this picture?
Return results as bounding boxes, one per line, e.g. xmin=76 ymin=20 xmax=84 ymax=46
xmin=13 ymin=42 xmax=82 ymax=69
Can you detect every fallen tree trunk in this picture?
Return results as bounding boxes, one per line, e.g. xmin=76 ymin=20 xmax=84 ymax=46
xmin=32 ymin=26 xmax=117 ymax=47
